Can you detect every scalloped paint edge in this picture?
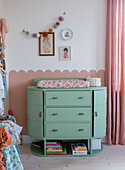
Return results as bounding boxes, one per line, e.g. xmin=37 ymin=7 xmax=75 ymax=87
xmin=9 ymin=69 xmax=105 ymax=85
xmin=9 ymin=69 xmax=105 ymax=135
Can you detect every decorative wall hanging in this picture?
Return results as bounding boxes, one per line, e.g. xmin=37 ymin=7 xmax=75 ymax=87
xmin=22 ymin=12 xmax=66 ymax=38
xmin=62 ymin=28 xmax=73 ymax=40
xmin=39 ymin=32 xmax=55 ymax=56
xmin=59 ymin=46 xmax=71 ymax=61
xmin=22 ymin=13 xmax=66 ymax=56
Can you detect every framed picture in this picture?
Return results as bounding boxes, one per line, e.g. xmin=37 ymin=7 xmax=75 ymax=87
xmin=59 ymin=46 xmax=71 ymax=61
xmin=39 ymin=32 xmax=55 ymax=56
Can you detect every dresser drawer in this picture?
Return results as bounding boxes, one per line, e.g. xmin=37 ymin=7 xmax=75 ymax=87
xmin=27 ymin=90 xmax=43 ymax=105
xmin=46 ymin=91 xmax=92 ymax=106
xmin=45 ymin=123 xmax=91 ymax=138
xmin=45 ymin=108 xmax=91 ymax=122
xmin=28 ymin=105 xmax=43 ymax=122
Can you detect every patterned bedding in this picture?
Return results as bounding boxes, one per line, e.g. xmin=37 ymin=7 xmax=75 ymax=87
xmin=37 ymin=79 xmax=90 ymax=88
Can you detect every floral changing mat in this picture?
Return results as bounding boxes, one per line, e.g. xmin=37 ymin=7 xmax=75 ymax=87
xmin=37 ymin=79 xmax=90 ymax=88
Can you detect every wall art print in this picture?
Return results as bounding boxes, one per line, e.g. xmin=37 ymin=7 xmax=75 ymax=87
xmin=39 ymin=32 xmax=55 ymax=56
xmin=59 ymin=46 xmax=71 ymax=61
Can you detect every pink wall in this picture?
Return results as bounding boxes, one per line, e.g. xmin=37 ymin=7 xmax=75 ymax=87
xmin=9 ymin=69 xmax=105 ymax=135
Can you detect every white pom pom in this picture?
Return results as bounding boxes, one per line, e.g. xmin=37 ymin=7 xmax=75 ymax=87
xmin=37 ymin=33 xmax=40 ymax=38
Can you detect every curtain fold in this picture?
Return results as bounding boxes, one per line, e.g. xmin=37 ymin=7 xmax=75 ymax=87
xmin=106 ymin=0 xmax=125 ymax=145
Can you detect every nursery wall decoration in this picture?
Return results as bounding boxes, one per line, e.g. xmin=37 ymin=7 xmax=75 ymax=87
xmin=62 ymin=28 xmax=73 ymax=40
xmin=39 ymin=32 xmax=55 ymax=56
xmin=59 ymin=46 xmax=71 ymax=61
xmin=22 ymin=12 xmax=66 ymax=56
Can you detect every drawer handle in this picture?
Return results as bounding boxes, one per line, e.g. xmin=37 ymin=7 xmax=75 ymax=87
xmin=95 ymin=112 xmax=98 ymax=117
xmin=39 ymin=112 xmax=42 ymax=117
xmin=78 ymin=97 xmax=84 ymax=99
xmin=52 ymin=129 xmax=58 ymax=132
xmin=52 ymin=97 xmax=58 ymax=99
xmin=78 ymin=129 xmax=84 ymax=131
xmin=52 ymin=113 xmax=58 ymax=116
xmin=78 ymin=113 xmax=84 ymax=115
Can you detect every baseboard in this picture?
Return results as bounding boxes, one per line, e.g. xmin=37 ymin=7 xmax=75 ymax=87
xmin=21 ymin=135 xmax=107 ymax=144
xmin=101 ymin=136 xmax=107 ymax=144
xmin=21 ymin=135 xmax=39 ymax=143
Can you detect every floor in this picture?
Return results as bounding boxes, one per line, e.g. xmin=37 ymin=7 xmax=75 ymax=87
xmin=20 ymin=144 xmax=125 ymax=170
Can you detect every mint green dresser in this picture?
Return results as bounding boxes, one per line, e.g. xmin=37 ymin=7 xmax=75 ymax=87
xmin=27 ymin=78 xmax=107 ymax=157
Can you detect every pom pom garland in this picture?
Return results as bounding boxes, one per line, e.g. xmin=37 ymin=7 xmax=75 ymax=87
xmin=56 ymin=22 xmax=60 ymax=26
xmin=59 ymin=16 xmax=64 ymax=21
xmin=22 ymin=12 xmax=66 ymax=39
xmin=49 ymin=28 xmax=53 ymax=33
xmin=37 ymin=33 xmax=40 ymax=38
xmin=32 ymin=33 xmax=37 ymax=38
xmin=54 ymin=24 xmax=58 ymax=28
xmin=25 ymin=31 xmax=29 ymax=35
xmin=42 ymin=32 xmax=48 ymax=37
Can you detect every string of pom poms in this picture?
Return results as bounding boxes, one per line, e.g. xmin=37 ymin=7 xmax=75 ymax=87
xmin=22 ymin=12 xmax=66 ymax=38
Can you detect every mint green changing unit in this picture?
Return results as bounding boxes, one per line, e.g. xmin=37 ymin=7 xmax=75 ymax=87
xmin=27 ymin=78 xmax=107 ymax=157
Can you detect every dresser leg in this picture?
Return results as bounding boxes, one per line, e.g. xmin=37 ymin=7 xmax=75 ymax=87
xmin=44 ymin=139 xmax=46 ymax=156
xmin=90 ymin=139 xmax=93 ymax=155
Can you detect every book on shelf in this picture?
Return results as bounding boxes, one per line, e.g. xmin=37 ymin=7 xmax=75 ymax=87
xmin=71 ymin=143 xmax=87 ymax=155
xmin=46 ymin=147 xmax=67 ymax=155
xmin=46 ymin=147 xmax=62 ymax=152
xmin=74 ymin=143 xmax=87 ymax=151
xmin=47 ymin=150 xmax=63 ymax=153
xmin=76 ymin=143 xmax=87 ymax=148
xmin=75 ymin=146 xmax=87 ymax=151
xmin=46 ymin=142 xmax=57 ymax=144
xmin=46 ymin=144 xmax=61 ymax=148
xmin=46 ymin=142 xmax=60 ymax=147
xmin=88 ymin=139 xmax=101 ymax=150
xmin=46 ymin=149 xmax=63 ymax=153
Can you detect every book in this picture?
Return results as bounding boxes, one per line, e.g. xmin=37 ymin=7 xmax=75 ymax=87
xmin=77 ymin=143 xmax=86 ymax=148
xmin=46 ymin=147 xmax=67 ymax=155
xmin=46 ymin=142 xmax=57 ymax=144
xmin=88 ymin=139 xmax=101 ymax=150
xmin=46 ymin=148 xmax=63 ymax=153
xmin=47 ymin=147 xmax=62 ymax=152
xmin=74 ymin=143 xmax=87 ymax=151
xmin=72 ymin=151 xmax=87 ymax=155
xmin=71 ymin=144 xmax=87 ymax=155
xmin=75 ymin=146 xmax=87 ymax=151
xmin=46 ymin=143 xmax=61 ymax=148
xmin=47 ymin=150 xmax=63 ymax=153
xmin=46 ymin=142 xmax=60 ymax=147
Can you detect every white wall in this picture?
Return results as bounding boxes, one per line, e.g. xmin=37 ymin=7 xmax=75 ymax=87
xmin=7 ymin=0 xmax=107 ymax=72
xmin=0 ymin=0 xmax=7 ymax=18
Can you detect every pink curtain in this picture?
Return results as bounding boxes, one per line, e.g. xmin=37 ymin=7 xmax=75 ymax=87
xmin=106 ymin=0 xmax=125 ymax=144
